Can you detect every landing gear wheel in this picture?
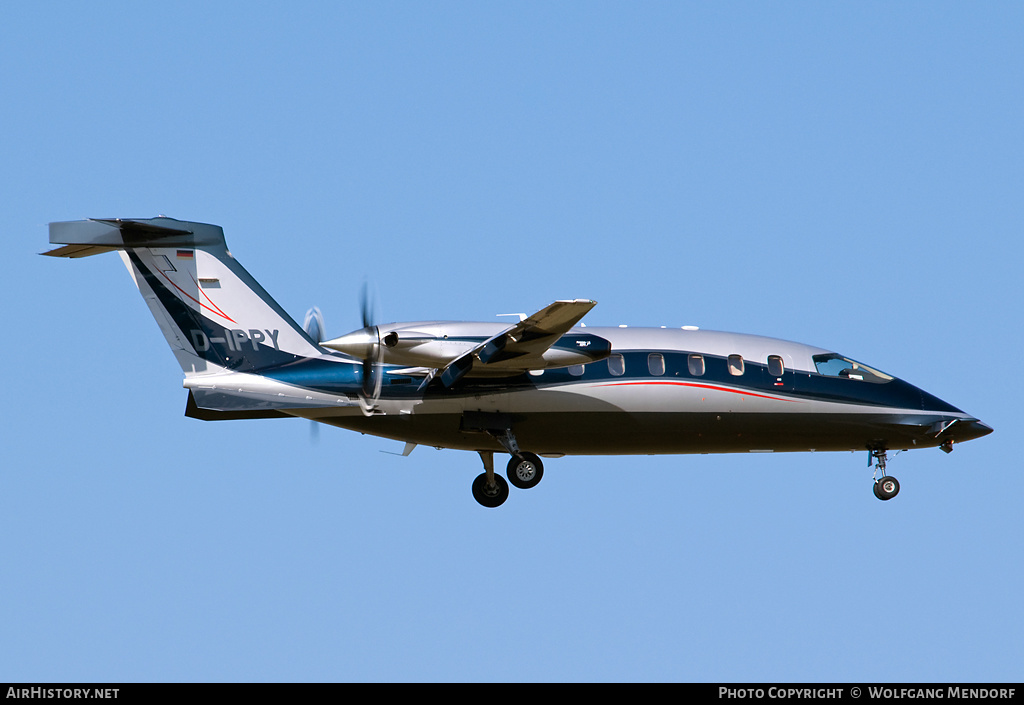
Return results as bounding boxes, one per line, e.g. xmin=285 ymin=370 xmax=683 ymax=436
xmin=472 ymin=472 xmax=510 ymax=508
xmin=873 ymin=475 xmax=900 ymax=501
xmin=506 ymin=452 xmax=544 ymax=490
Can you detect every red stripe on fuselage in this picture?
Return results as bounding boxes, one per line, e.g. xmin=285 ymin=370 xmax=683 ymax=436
xmin=595 ymin=380 xmax=803 ymax=403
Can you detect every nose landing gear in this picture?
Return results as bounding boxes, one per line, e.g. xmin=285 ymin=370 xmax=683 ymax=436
xmin=873 ymin=474 xmax=900 ymax=500
xmin=869 ymin=448 xmax=900 ymax=501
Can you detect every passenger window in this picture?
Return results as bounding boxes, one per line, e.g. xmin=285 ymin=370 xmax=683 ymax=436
xmin=568 ymin=364 xmax=585 ymax=377
xmin=728 ymin=354 xmax=745 ymax=376
xmin=767 ymin=355 xmax=784 ymax=377
xmin=608 ymin=354 xmax=625 ymax=376
xmin=648 ymin=353 xmax=665 ymax=376
xmin=688 ymin=354 xmax=705 ymax=376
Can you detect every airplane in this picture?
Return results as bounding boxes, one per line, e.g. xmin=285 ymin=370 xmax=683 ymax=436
xmin=43 ymin=216 xmax=993 ymax=508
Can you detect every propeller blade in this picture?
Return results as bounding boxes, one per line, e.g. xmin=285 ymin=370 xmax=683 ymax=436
xmin=303 ymin=307 xmax=327 ymax=440
xmin=362 ymin=356 xmax=375 ymax=398
xmin=303 ymin=306 xmax=326 ymax=344
xmin=360 ymin=282 xmax=375 ymax=329
xmin=357 ymin=283 xmax=383 ymax=412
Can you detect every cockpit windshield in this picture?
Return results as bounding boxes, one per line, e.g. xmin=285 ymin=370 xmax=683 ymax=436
xmin=812 ymin=354 xmax=893 ymax=383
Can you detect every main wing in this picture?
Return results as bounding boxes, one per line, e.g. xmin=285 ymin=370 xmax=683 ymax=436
xmin=437 ymin=299 xmax=607 ymax=386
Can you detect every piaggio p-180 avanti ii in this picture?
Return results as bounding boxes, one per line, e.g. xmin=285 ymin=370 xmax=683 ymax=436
xmin=45 ymin=217 xmax=992 ymax=507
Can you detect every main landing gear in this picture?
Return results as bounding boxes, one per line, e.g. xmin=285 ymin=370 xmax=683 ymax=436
xmin=506 ymin=452 xmax=544 ymax=490
xmin=869 ymin=448 xmax=900 ymax=501
xmin=471 ymin=451 xmax=545 ymax=507
xmin=472 ymin=452 xmax=510 ymax=508
xmin=471 ymin=427 xmax=545 ymax=508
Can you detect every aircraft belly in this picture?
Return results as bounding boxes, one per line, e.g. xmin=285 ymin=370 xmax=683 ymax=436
xmin=310 ymin=380 xmax=964 ymax=455
xmin=324 ymin=409 xmax=953 ymax=455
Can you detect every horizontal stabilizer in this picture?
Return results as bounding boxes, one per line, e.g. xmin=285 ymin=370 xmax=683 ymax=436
xmin=41 ymin=244 xmax=120 ymax=259
xmin=42 ymin=217 xmax=225 ymax=257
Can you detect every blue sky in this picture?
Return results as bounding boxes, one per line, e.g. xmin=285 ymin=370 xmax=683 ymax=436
xmin=2 ymin=2 xmax=1021 ymax=682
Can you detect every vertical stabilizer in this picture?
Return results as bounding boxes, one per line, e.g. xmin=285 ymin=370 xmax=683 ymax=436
xmin=44 ymin=217 xmax=323 ymax=376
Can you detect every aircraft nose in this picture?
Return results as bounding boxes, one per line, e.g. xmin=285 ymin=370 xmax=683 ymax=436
xmin=956 ymin=419 xmax=994 ymax=443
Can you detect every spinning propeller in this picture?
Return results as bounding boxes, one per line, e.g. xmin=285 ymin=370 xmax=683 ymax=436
xmin=303 ymin=306 xmax=325 ymax=346
xmin=313 ymin=284 xmax=384 ymax=415
xmin=357 ymin=283 xmax=383 ymax=411
xmin=302 ymin=306 xmax=327 ymax=442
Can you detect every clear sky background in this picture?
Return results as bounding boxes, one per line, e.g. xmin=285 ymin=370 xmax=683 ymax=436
xmin=2 ymin=2 xmax=1021 ymax=683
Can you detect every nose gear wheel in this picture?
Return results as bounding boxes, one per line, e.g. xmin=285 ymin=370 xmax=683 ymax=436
xmin=869 ymin=448 xmax=900 ymax=501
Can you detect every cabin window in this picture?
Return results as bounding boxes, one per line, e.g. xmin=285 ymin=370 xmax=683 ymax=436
xmin=608 ymin=354 xmax=625 ymax=376
xmin=728 ymin=354 xmax=745 ymax=376
xmin=569 ymin=364 xmax=585 ymax=377
xmin=812 ymin=353 xmax=892 ymax=383
xmin=648 ymin=353 xmax=665 ymax=376
xmin=688 ymin=354 xmax=705 ymax=376
xmin=767 ymin=355 xmax=784 ymax=377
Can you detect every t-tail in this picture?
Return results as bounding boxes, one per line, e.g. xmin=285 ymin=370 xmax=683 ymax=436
xmin=44 ymin=217 xmax=325 ymax=377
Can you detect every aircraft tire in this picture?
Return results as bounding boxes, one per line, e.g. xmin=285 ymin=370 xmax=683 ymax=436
xmin=472 ymin=472 xmax=509 ymax=508
xmin=506 ymin=452 xmax=544 ymax=490
xmin=873 ymin=476 xmax=900 ymax=501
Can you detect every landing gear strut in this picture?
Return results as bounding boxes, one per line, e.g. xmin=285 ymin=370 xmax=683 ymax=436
xmin=489 ymin=426 xmax=545 ymax=490
xmin=869 ymin=448 xmax=900 ymax=501
xmin=473 ymin=451 xmax=509 ymax=508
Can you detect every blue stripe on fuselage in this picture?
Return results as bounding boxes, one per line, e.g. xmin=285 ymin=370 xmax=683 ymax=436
xmin=256 ymin=347 xmax=959 ymax=414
